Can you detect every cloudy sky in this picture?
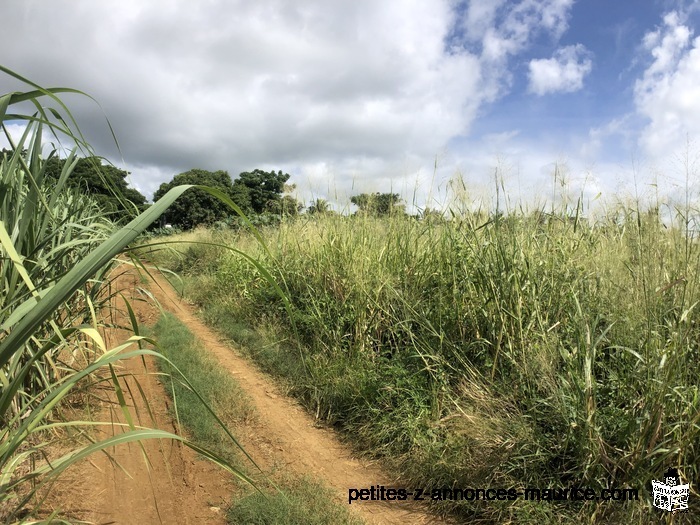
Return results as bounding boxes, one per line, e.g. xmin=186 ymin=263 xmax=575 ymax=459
xmin=2 ymin=0 xmax=700 ymax=213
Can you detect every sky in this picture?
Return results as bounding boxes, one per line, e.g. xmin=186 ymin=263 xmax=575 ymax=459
xmin=2 ymin=0 xmax=700 ymax=214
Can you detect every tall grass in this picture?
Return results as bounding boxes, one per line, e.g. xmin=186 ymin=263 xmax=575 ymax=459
xmin=0 ymin=66 xmax=259 ymax=522
xmin=158 ymin=202 xmax=699 ymax=523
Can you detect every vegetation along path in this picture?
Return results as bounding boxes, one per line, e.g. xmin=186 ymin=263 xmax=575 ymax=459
xmin=143 ymin=265 xmax=443 ymax=524
xmin=53 ymin=264 xmax=443 ymax=525
xmin=45 ymin=267 xmax=232 ymax=524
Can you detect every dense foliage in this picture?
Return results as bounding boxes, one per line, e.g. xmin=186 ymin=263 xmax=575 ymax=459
xmin=44 ymin=155 xmax=147 ymax=218
xmin=350 ymin=192 xmax=405 ymax=216
xmin=0 ymin=66 xmax=257 ymax=522
xmin=307 ymin=198 xmax=332 ymax=215
xmin=156 ymin=208 xmax=700 ymax=525
xmin=152 ymin=169 xmax=244 ymax=229
xmin=233 ymin=169 xmax=291 ymax=214
xmin=153 ymin=168 xmax=298 ymax=229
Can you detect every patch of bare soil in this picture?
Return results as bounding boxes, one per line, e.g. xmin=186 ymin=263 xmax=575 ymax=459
xmin=49 ymin=265 xmax=450 ymax=524
xmin=44 ymin=269 xmax=231 ymax=524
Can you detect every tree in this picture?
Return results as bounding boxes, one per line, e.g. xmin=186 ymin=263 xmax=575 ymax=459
xmin=44 ymin=156 xmax=147 ymax=218
xmin=278 ymin=195 xmax=303 ymax=216
xmin=232 ymin=169 xmax=290 ymax=214
xmin=307 ymin=198 xmax=331 ymax=215
xmin=153 ymin=169 xmax=246 ymax=229
xmin=263 ymin=183 xmax=303 ymax=217
xmin=153 ymin=167 xmax=296 ymax=229
xmin=350 ymin=192 xmax=405 ymax=216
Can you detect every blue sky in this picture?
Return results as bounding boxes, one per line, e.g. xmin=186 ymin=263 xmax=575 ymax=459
xmin=1 ymin=0 xmax=700 ymax=213
xmin=457 ymin=1 xmax=652 ymax=153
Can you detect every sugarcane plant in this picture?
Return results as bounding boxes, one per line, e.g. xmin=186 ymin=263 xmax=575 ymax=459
xmin=0 ymin=65 xmax=260 ymax=523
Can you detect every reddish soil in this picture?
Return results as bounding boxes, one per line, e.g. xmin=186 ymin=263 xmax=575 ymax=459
xmin=45 ymin=268 xmax=232 ymax=524
xmin=47 ymin=265 xmax=447 ymax=524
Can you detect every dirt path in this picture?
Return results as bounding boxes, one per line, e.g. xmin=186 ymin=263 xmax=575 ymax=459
xmin=49 ymin=265 xmax=447 ymax=524
xmin=46 ymin=268 xmax=232 ymax=524
xmin=142 ymin=268 xmax=446 ymax=525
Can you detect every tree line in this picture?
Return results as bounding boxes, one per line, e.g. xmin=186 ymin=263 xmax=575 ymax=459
xmin=152 ymin=168 xmax=300 ymax=229
xmin=39 ymin=154 xmax=413 ymax=230
xmin=42 ymin=154 xmax=147 ymax=215
xmin=41 ymin=157 xmax=299 ymax=229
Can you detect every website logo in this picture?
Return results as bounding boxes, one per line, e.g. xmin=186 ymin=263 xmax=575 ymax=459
xmin=651 ymin=468 xmax=689 ymax=513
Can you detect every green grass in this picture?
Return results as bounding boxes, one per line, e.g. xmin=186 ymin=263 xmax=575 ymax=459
xmin=151 ymin=312 xmax=364 ymax=525
xmin=228 ymin=475 xmax=363 ymax=525
xmin=151 ymin=313 xmax=254 ymax=464
xmin=148 ymin=206 xmax=700 ymax=524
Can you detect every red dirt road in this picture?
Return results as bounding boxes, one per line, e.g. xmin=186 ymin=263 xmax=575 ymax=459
xmin=48 ymin=266 xmax=448 ymax=524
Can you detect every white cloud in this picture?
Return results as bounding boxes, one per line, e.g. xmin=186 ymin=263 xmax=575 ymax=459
xmin=458 ymin=0 xmax=576 ymax=100
xmin=1 ymin=0 xmax=618 ymax=213
xmin=461 ymin=1 xmax=506 ymax=42
xmin=462 ymin=0 xmax=573 ymax=56
xmin=579 ymin=115 xmax=636 ymax=162
xmin=0 ymin=123 xmax=27 ymax=151
xmin=0 ymin=122 xmax=64 ymax=157
xmin=641 ymin=11 xmax=692 ymax=78
xmin=0 ymin=0 xmax=491 ymax=201
xmin=528 ymin=44 xmax=593 ymax=95
xmin=634 ymin=10 xmax=700 ymax=158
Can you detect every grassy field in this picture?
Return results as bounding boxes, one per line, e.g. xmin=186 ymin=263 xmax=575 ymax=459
xmin=1 ymin=66 xmax=385 ymax=524
xmin=150 ymin=204 xmax=699 ymax=524
xmin=4 ymin=65 xmax=695 ymax=524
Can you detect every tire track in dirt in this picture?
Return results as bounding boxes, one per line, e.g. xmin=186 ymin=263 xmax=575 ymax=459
xmin=144 ymin=268 xmax=448 ymax=525
xmin=48 ymin=265 xmax=449 ymax=524
xmin=45 ymin=268 xmax=232 ymax=524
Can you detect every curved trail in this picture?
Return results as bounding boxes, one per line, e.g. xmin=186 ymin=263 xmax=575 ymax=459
xmin=144 ymin=268 xmax=444 ymax=525
xmin=48 ymin=265 xmax=447 ymax=524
